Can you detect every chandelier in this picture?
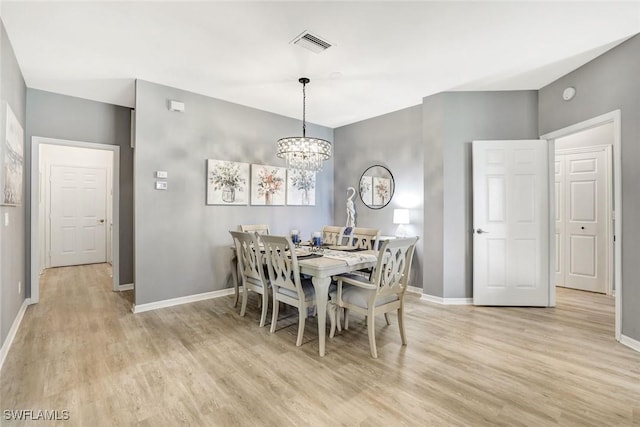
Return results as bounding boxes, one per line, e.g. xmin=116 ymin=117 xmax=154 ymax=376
xmin=277 ymin=77 xmax=332 ymax=172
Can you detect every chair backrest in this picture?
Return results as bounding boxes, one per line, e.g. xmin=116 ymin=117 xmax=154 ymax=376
xmin=350 ymin=227 xmax=380 ymax=250
xmin=240 ymin=224 xmax=271 ymax=235
xmin=322 ymin=225 xmax=346 ymax=246
xmin=260 ymin=235 xmax=304 ymax=298
xmin=370 ymin=237 xmax=419 ymax=297
xmin=230 ymin=231 xmax=266 ymax=287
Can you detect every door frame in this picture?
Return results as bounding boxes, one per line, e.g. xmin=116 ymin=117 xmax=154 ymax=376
xmin=30 ymin=136 xmax=120 ymax=303
xmin=555 ymin=144 xmax=613 ymax=295
xmin=541 ymin=110 xmax=622 ymax=341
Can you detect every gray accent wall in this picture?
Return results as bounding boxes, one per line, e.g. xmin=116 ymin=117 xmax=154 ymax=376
xmin=334 ymin=105 xmax=423 ymax=288
xmin=539 ymin=34 xmax=640 ymax=342
xmin=134 ymin=80 xmax=334 ymax=305
xmin=0 ymin=19 xmax=26 ymax=346
xmin=422 ymin=91 xmax=539 ymax=298
xmin=25 ymin=89 xmax=134 ymax=286
xmin=422 ymin=93 xmax=445 ymax=297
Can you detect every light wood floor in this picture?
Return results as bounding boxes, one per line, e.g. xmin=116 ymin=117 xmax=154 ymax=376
xmin=1 ymin=264 xmax=639 ymax=426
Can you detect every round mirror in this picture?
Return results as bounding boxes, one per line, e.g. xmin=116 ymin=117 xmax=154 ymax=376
xmin=359 ymin=165 xmax=395 ymax=209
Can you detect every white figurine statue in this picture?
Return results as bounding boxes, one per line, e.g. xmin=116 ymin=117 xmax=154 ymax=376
xmin=346 ymin=187 xmax=356 ymax=228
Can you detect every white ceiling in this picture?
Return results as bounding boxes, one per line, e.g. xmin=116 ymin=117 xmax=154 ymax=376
xmin=2 ymin=1 xmax=639 ymax=128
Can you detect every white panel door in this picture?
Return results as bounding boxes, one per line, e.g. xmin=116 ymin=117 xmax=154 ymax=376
xmin=50 ymin=166 xmax=107 ymax=267
xmin=473 ymin=140 xmax=550 ymax=306
xmin=562 ymin=149 xmax=609 ymax=293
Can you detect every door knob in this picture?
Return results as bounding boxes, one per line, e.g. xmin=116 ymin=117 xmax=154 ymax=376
xmin=475 ymin=228 xmax=488 ymax=234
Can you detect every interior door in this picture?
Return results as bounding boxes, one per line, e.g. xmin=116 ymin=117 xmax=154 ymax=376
xmin=561 ymin=148 xmax=610 ymax=293
xmin=50 ymin=165 xmax=107 ymax=267
xmin=472 ymin=140 xmax=550 ymax=306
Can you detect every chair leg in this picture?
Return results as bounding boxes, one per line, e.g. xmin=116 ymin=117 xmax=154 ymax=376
xmin=296 ymin=308 xmax=306 ymax=347
xmin=270 ymin=295 xmax=280 ymax=333
xmin=259 ymin=290 xmax=269 ymax=327
xmin=367 ymin=309 xmax=377 ymax=358
xmin=240 ymin=288 xmax=249 ymax=317
xmin=384 ymin=313 xmax=391 ymax=326
xmin=398 ymin=305 xmax=407 ymax=346
xmin=336 ymin=307 xmax=342 ymax=332
xmin=329 ymin=303 xmax=337 ymax=338
xmin=231 ymin=257 xmax=240 ymax=307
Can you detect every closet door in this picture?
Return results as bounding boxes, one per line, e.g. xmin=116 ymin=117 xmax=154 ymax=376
xmin=562 ymin=149 xmax=609 ymax=293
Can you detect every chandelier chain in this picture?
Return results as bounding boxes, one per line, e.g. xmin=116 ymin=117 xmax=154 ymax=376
xmin=302 ymin=80 xmax=306 ymax=137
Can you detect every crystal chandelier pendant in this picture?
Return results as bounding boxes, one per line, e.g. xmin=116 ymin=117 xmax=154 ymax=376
xmin=276 ymin=78 xmax=332 ymax=172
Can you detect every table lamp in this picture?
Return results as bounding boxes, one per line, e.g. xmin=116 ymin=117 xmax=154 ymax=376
xmin=393 ymin=208 xmax=410 ymax=238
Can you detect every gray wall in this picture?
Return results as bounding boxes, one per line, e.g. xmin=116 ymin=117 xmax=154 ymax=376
xmin=423 ymin=91 xmax=538 ymax=298
xmin=25 ymin=89 xmax=134 ymax=286
xmin=334 ymin=105 xmax=423 ymax=287
xmin=422 ymin=93 xmax=446 ymax=297
xmin=0 ymin=19 xmax=26 ymax=345
xmin=134 ymin=80 xmax=334 ymax=305
xmin=539 ymin=34 xmax=640 ymax=341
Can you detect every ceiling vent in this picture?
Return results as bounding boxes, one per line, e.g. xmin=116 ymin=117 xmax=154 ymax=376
xmin=291 ymin=31 xmax=332 ymax=53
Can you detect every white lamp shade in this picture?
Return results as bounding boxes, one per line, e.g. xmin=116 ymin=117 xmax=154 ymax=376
xmin=393 ymin=209 xmax=410 ymax=225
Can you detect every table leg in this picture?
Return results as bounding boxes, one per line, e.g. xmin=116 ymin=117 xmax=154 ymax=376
xmin=311 ymin=276 xmax=331 ymax=357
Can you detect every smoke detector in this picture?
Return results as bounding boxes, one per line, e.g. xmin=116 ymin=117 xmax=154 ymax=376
xmin=291 ymin=31 xmax=333 ymax=53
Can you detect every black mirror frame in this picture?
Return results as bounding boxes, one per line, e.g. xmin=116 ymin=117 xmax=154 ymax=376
xmin=358 ymin=164 xmax=395 ymax=210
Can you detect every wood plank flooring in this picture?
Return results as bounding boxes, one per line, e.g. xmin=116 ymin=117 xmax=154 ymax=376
xmin=1 ymin=263 xmax=639 ymax=426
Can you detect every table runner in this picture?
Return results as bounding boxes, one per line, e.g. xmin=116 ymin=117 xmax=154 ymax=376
xmin=321 ymin=249 xmax=377 ymax=266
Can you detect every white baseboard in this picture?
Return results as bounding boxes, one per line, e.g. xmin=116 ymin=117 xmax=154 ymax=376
xmin=420 ymin=294 xmax=473 ymax=305
xmin=621 ymin=334 xmax=640 ymax=353
xmin=118 ymin=283 xmax=134 ymax=291
xmin=0 ymin=298 xmax=31 ymax=371
xmin=132 ymin=288 xmax=235 ymax=314
xmin=406 ymin=285 xmax=423 ymax=295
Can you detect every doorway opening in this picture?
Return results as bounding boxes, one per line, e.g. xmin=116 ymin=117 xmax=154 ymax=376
xmin=30 ymin=137 xmax=120 ymax=304
xmin=542 ymin=110 xmax=622 ymax=341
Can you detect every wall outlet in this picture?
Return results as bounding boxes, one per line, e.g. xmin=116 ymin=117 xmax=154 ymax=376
xmin=18 ymin=280 xmax=21 ymax=295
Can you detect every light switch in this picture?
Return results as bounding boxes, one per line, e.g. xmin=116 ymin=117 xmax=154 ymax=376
xmin=156 ymin=181 xmax=168 ymax=190
xmin=4 ymin=212 xmax=8 ymax=227
xmin=156 ymin=171 xmax=168 ymax=179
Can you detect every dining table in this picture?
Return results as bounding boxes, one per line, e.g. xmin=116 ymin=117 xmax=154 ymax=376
xmin=295 ymin=246 xmax=377 ymax=357
xmin=230 ymin=240 xmax=377 ymax=357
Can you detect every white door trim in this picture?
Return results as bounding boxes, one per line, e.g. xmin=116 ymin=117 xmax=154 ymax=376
xmin=30 ymin=136 xmax=120 ymax=303
xmin=555 ymin=144 xmax=613 ymax=295
xmin=541 ymin=110 xmax=622 ymax=341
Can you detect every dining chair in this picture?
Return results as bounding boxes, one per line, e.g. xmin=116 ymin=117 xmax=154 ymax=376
xmin=322 ymin=225 xmax=346 ymax=246
xmin=229 ymin=231 xmax=270 ymax=327
xmin=229 ymin=224 xmax=270 ymax=306
xmin=240 ymin=224 xmax=271 ymax=235
xmin=261 ymin=235 xmax=316 ymax=347
xmin=349 ymin=227 xmax=380 ymax=250
xmin=329 ymin=236 xmax=418 ymax=358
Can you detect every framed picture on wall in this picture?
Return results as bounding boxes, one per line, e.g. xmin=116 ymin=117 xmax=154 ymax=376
xmin=373 ymin=177 xmax=391 ymax=206
xmin=250 ymin=164 xmax=286 ymax=206
xmin=206 ymin=159 xmax=249 ymax=205
xmin=1 ymin=102 xmax=24 ymax=206
xmin=286 ymin=169 xmax=316 ymax=206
